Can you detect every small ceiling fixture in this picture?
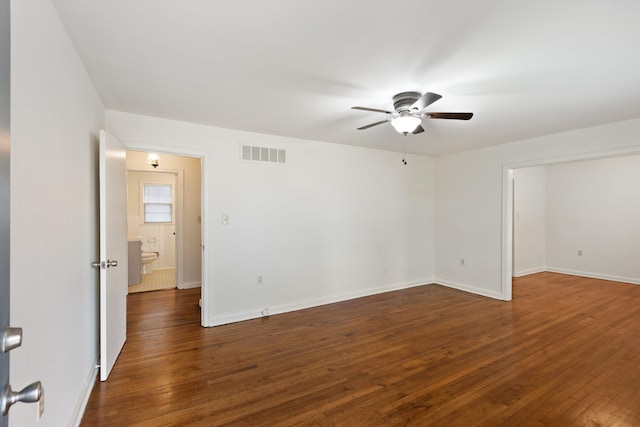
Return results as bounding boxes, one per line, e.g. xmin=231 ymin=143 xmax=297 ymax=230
xmin=147 ymin=153 xmax=160 ymax=168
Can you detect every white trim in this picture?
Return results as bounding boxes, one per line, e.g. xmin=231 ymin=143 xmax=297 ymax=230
xmin=513 ymin=267 xmax=546 ymax=277
xmin=121 ymin=141 xmax=208 ymax=327
xmin=70 ymin=358 xmax=98 ymax=427
xmin=199 ymin=154 xmax=208 ymax=326
xmin=434 ymin=278 xmax=504 ymax=300
xmin=140 ymin=180 xmax=175 ymax=224
xmin=121 ymin=141 xmax=206 ymax=159
xmin=174 ymin=170 xmax=185 ymax=290
xmin=544 ymin=267 xmax=640 ymax=286
xmin=180 ymin=281 xmax=201 ymax=289
xmin=502 ymin=167 xmax=514 ymax=301
xmin=206 ymin=279 xmax=433 ymax=327
xmin=502 ymin=145 xmax=640 ymax=301
xmin=503 ymin=145 xmax=640 ymax=171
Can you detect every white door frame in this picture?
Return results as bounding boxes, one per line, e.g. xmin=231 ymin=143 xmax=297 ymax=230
xmin=121 ymin=142 xmax=208 ymax=326
xmin=501 ymin=145 xmax=640 ymax=301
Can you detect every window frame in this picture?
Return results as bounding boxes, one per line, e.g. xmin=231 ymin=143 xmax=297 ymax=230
xmin=140 ymin=181 xmax=175 ymax=224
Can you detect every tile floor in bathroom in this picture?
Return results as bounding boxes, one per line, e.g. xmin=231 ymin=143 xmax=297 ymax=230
xmin=128 ymin=268 xmax=176 ymax=293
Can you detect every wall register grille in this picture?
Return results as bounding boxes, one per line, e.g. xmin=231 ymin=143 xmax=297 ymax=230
xmin=241 ymin=144 xmax=286 ymax=164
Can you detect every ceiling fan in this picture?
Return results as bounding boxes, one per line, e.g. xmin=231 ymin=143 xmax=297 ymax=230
xmin=352 ymin=91 xmax=473 ymax=135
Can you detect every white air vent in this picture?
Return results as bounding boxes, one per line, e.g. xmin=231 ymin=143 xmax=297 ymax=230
xmin=241 ymin=144 xmax=286 ymax=164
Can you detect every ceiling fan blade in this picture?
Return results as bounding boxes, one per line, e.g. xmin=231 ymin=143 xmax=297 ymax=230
xmin=351 ymin=106 xmax=394 ymax=115
xmin=357 ymin=119 xmax=390 ymax=130
xmin=426 ymin=112 xmax=473 ymax=120
xmin=411 ymin=92 xmax=442 ymax=111
xmin=412 ymin=124 xmax=425 ymax=134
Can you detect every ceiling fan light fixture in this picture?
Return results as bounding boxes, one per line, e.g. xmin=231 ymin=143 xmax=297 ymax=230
xmin=390 ymin=115 xmax=421 ymax=135
xmin=352 ymin=91 xmax=472 ymax=135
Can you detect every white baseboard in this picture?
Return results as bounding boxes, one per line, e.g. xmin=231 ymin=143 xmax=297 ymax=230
xmin=70 ymin=358 xmax=98 ymax=427
xmin=206 ymin=278 xmax=434 ymax=327
xmin=545 ymin=267 xmax=640 ymax=285
xmin=434 ymin=278 xmax=504 ymax=300
xmin=179 ymin=281 xmax=201 ymax=289
xmin=513 ymin=267 xmax=546 ymax=277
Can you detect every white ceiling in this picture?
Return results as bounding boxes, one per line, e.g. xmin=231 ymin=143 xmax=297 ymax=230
xmin=52 ymin=0 xmax=640 ymax=156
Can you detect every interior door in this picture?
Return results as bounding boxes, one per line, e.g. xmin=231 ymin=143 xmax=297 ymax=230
xmin=1 ymin=1 xmax=11 ymax=424
xmin=1 ymin=3 xmax=43 ymax=420
xmin=98 ymin=130 xmax=128 ymax=381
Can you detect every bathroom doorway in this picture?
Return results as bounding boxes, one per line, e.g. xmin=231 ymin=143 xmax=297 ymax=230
xmin=125 ymin=151 xmax=202 ymax=294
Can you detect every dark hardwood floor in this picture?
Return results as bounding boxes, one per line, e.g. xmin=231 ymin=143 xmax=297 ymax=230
xmin=80 ymin=273 xmax=640 ymax=426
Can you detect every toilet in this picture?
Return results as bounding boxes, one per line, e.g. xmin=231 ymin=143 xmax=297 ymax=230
xmin=141 ymin=251 xmax=159 ymax=275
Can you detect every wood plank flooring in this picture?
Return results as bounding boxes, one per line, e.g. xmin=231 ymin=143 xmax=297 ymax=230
xmin=80 ymin=272 xmax=640 ymax=426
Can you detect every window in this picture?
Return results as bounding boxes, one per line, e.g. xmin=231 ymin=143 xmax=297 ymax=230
xmin=143 ymin=183 xmax=173 ymax=223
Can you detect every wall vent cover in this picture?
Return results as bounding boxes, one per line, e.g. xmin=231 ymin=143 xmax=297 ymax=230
xmin=241 ymin=144 xmax=286 ymax=164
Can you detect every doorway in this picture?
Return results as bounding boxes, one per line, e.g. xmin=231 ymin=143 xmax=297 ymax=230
xmin=125 ymin=151 xmax=202 ymax=294
xmin=127 ymin=170 xmax=177 ymax=292
xmin=502 ymin=146 xmax=640 ymax=301
xmin=512 ymin=166 xmax=546 ymax=280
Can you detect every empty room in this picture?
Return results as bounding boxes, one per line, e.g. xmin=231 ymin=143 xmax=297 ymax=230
xmin=3 ymin=1 xmax=640 ymax=426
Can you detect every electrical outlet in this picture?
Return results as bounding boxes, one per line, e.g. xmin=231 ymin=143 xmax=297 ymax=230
xmin=460 ymin=258 xmax=465 ymax=267
xmin=257 ymin=275 xmax=263 ymax=285
xmin=221 ymin=214 xmax=229 ymax=225
xmin=261 ymin=308 xmax=270 ymax=316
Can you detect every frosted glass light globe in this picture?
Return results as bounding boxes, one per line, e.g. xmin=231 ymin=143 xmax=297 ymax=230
xmin=391 ymin=115 xmax=421 ymax=134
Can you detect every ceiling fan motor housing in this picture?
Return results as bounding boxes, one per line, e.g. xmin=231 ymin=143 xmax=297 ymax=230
xmin=393 ymin=91 xmax=421 ymax=112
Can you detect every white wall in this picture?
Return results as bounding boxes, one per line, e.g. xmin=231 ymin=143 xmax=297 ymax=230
xmin=126 ymin=151 xmax=203 ymax=287
xmin=435 ymin=118 xmax=640 ymax=299
xmin=106 ymin=110 xmax=435 ymax=326
xmin=10 ymin=1 xmax=104 ymax=426
xmin=7 ymin=4 xmax=637 ymax=427
xmin=513 ymin=166 xmax=546 ymax=276
xmin=545 ymin=155 xmax=640 ymax=283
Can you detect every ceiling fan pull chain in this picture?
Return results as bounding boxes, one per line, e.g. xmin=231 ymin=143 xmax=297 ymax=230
xmin=403 ymin=141 xmax=408 ymax=165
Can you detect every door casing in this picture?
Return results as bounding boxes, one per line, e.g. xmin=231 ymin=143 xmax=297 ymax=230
xmin=123 ymin=143 xmax=208 ymax=326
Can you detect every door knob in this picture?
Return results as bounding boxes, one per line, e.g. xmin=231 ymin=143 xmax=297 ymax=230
xmin=1 ymin=381 xmax=43 ymax=415
xmin=92 ymin=260 xmax=118 ymax=269
xmin=1 ymin=327 xmax=22 ymax=353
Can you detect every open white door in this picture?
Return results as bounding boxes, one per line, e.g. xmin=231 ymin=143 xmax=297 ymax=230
xmin=98 ymin=130 xmax=128 ymax=381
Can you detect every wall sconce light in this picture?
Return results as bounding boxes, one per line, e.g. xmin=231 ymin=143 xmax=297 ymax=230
xmin=147 ymin=153 xmax=160 ymax=169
